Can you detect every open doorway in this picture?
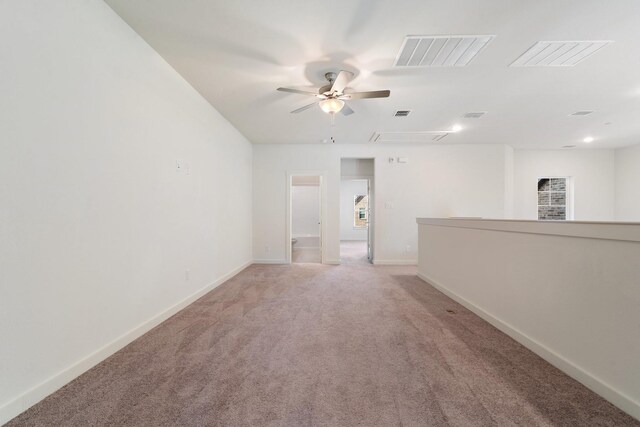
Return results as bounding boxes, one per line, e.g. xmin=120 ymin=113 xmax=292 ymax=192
xmin=340 ymin=159 xmax=374 ymax=263
xmin=289 ymin=175 xmax=322 ymax=263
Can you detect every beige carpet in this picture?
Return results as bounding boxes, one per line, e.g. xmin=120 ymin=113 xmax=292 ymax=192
xmin=6 ymin=254 xmax=638 ymax=426
xmin=292 ymin=247 xmax=322 ymax=263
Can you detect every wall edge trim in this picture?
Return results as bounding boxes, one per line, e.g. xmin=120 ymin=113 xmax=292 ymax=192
xmin=252 ymin=259 xmax=288 ymax=264
xmin=373 ymin=259 xmax=417 ymax=265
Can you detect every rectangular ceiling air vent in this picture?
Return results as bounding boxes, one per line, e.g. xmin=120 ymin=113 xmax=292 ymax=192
xmin=570 ymin=110 xmax=594 ymax=116
xmin=370 ymin=131 xmax=450 ymax=143
xmin=394 ymin=110 xmax=411 ymax=117
xmin=463 ymin=112 xmax=486 ymax=118
xmin=511 ymin=41 xmax=612 ymax=67
xmin=432 ymin=133 xmax=449 ymax=142
xmin=394 ymin=35 xmax=495 ymax=67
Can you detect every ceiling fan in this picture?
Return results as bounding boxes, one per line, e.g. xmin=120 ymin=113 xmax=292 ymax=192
xmin=277 ymin=70 xmax=390 ymax=117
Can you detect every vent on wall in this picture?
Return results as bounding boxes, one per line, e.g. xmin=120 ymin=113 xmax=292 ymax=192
xmin=394 ymin=110 xmax=411 ymax=117
xmin=394 ymin=35 xmax=495 ymax=67
xmin=511 ymin=41 xmax=612 ymax=67
xmin=370 ymin=131 xmax=450 ymax=143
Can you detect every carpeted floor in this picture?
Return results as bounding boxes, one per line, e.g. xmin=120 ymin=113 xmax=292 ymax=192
xmin=292 ymin=247 xmax=322 ymax=263
xmin=6 ymin=247 xmax=638 ymax=426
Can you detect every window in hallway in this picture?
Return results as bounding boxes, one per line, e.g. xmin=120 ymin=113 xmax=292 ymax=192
xmin=538 ymin=177 xmax=567 ymax=220
xmin=354 ymin=195 xmax=369 ymax=228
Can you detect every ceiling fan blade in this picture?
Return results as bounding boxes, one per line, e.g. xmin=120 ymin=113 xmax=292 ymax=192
xmin=291 ymin=102 xmax=318 ymax=113
xmin=330 ymin=70 xmax=354 ymax=94
xmin=277 ymin=87 xmax=320 ymax=96
xmin=341 ymin=104 xmax=355 ymax=116
xmin=341 ymin=90 xmax=391 ymax=100
xmin=339 ymin=90 xmax=391 ymax=99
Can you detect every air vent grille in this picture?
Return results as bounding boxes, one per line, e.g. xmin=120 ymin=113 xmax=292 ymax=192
xmin=370 ymin=131 xmax=451 ymax=143
xmin=463 ymin=112 xmax=486 ymax=119
xmin=394 ymin=110 xmax=411 ymax=117
xmin=570 ymin=110 xmax=594 ymax=116
xmin=511 ymin=41 xmax=612 ymax=67
xmin=394 ymin=35 xmax=494 ymax=67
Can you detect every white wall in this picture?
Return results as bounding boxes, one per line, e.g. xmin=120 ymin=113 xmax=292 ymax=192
xmin=340 ymin=180 xmax=368 ymax=241
xmin=513 ymin=150 xmax=616 ymax=220
xmin=417 ymin=219 xmax=640 ymax=420
xmin=0 ymin=1 xmax=252 ymax=422
xmin=341 ymin=158 xmax=374 ymax=177
xmin=292 ymin=185 xmax=320 ymax=237
xmin=253 ymin=144 xmax=511 ymax=264
xmin=615 ymin=144 xmax=640 ymax=221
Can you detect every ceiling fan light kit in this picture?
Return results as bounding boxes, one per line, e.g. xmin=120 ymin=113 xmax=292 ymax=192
xmin=319 ymin=98 xmax=344 ymax=114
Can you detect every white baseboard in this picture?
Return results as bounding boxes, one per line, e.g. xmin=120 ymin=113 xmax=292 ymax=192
xmin=373 ymin=259 xmax=417 ymax=265
xmin=416 ymin=272 xmax=640 ymax=421
xmin=253 ymin=259 xmax=288 ymax=264
xmin=0 ymin=260 xmax=253 ymax=426
xmin=253 ymin=259 xmax=340 ymax=265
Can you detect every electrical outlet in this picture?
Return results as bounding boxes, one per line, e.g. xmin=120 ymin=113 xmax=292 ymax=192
xmin=185 ymin=269 xmax=190 ymax=281
xmin=405 ymin=245 xmax=411 ymax=253
xmin=265 ymin=245 xmax=270 ymax=254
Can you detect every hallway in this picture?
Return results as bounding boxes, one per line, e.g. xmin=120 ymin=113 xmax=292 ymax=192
xmin=340 ymin=240 xmax=369 ymax=264
xmin=7 ymin=261 xmax=636 ymax=426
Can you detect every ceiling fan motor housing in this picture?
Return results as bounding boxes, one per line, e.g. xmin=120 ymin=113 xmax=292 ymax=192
xmin=324 ymin=72 xmax=337 ymax=83
xmin=320 ymin=72 xmax=338 ymax=96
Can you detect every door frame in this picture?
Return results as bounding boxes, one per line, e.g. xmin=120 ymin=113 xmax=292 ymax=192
xmin=286 ymin=170 xmax=327 ymax=264
xmin=340 ymin=157 xmax=375 ymax=264
xmin=366 ymin=178 xmax=373 ymax=261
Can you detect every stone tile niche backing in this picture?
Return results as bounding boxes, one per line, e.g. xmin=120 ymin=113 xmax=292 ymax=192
xmin=538 ymin=178 xmax=567 ymax=220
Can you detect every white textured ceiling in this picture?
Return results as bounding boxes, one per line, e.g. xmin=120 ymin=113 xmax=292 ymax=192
xmin=104 ymin=0 xmax=640 ymax=149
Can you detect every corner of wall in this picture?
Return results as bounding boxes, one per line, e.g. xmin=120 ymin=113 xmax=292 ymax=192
xmin=503 ymin=145 xmax=515 ymax=219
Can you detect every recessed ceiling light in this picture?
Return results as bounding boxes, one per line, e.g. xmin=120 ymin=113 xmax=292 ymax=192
xmin=451 ymin=124 xmax=462 ymax=132
xmin=562 ymin=145 xmax=576 ymax=149
xmin=583 ymin=136 xmax=594 ymax=143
